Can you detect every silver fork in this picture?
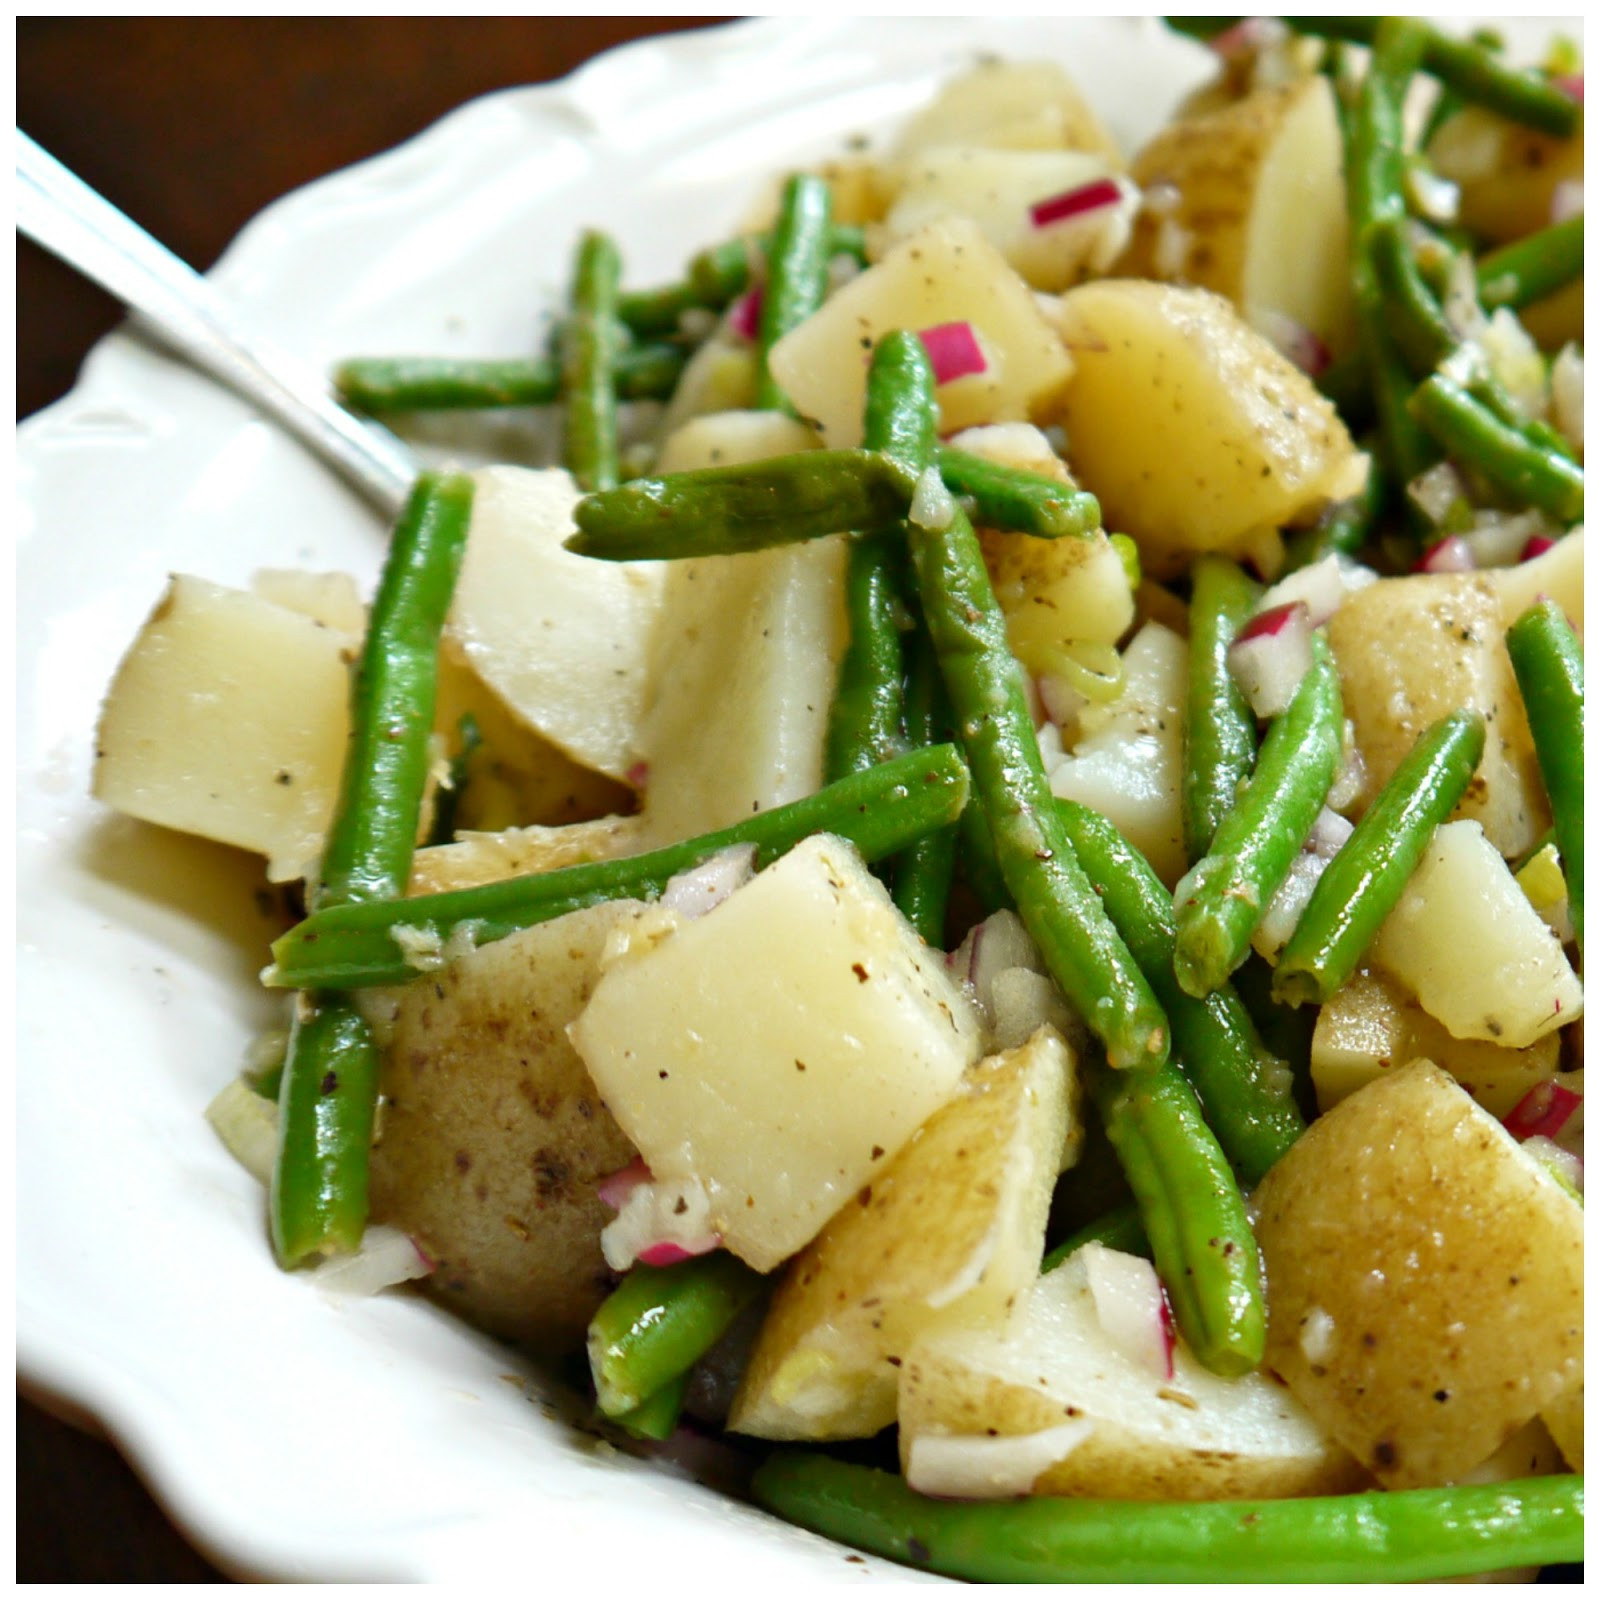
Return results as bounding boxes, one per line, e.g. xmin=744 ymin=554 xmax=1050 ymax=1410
xmin=16 ymin=127 xmax=416 ymax=520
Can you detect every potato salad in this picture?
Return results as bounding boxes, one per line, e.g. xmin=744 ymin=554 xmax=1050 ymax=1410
xmin=92 ymin=16 xmax=1583 ymax=1583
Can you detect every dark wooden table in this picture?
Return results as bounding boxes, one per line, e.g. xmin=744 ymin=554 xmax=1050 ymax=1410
xmin=15 ymin=17 xmax=722 ymax=1581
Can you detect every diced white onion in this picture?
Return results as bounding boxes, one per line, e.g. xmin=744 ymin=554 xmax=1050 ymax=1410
xmin=909 ymin=464 xmax=956 ymax=531
xmin=1082 ymin=1241 xmax=1172 ymax=1380
xmin=660 ymin=844 xmax=757 ymax=918
xmin=1407 ymin=460 xmax=1471 ymax=528
xmin=1550 ymin=345 xmax=1583 ymax=458
xmin=205 ymin=1077 xmax=278 ymax=1186
xmin=1252 ymin=808 xmax=1352 ymax=960
xmin=1229 ymin=602 xmax=1313 ymax=719
xmin=307 ymin=1225 xmax=433 ymax=1297
xmin=906 ymin=1421 xmax=1096 ymax=1499
xmin=1550 ymin=180 xmax=1584 ymax=224
xmin=1257 ymin=553 xmax=1376 ymax=628
xmin=601 ymin=1172 xmax=718 ymax=1271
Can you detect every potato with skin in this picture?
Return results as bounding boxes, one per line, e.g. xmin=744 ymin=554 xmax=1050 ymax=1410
xmin=899 ymin=1246 xmax=1365 ymax=1501
xmin=730 ymin=1027 xmax=1077 ymax=1442
xmin=1310 ymin=968 xmax=1561 ymax=1117
xmin=1117 ymin=76 xmax=1355 ymax=358
xmin=1253 ymin=1060 xmax=1584 ymax=1489
xmin=1048 ymin=280 xmax=1366 ymax=579
xmin=366 ymin=900 xmax=647 ymax=1353
xmin=1327 ymin=570 xmax=1548 ymax=861
xmin=1427 ymin=104 xmax=1584 ymax=246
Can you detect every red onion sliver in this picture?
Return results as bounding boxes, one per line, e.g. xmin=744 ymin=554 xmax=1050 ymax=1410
xmin=728 ymin=286 xmax=763 ymax=343
xmin=1030 ymin=177 xmax=1122 ymax=230
xmin=1521 ymin=534 xmax=1558 ymax=563
xmin=919 ymin=321 xmax=987 ymax=385
xmin=1230 ymin=601 xmax=1313 ymax=719
xmin=1555 ymin=73 xmax=1583 ymax=103
xmin=1414 ymin=535 xmax=1476 ymax=574
xmin=1503 ymin=1080 xmax=1582 ymax=1142
xmin=637 ymin=1235 xmax=720 ymax=1268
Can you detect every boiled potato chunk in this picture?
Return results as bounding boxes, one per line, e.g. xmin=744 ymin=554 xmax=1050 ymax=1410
xmin=1489 ymin=527 xmax=1585 ymax=635
xmin=570 ymin=835 xmax=982 ymax=1273
xmin=1369 ymin=821 xmax=1583 ymax=1049
xmin=881 ymin=146 xmax=1125 ymax=292
xmin=1253 ymin=1060 xmax=1584 ymax=1488
xmin=93 ymin=575 xmax=356 ymax=882
xmin=365 ymin=901 xmax=645 ymax=1353
xmin=249 ymin=567 xmax=366 ymax=632
xmin=445 ymin=466 xmax=663 ymax=782
xmin=655 ymin=409 xmax=818 ymax=474
xmin=1118 ymin=76 xmax=1355 ymax=358
xmin=887 ymin=59 xmax=1123 ymax=169
xmin=1427 ymin=104 xmax=1584 ymax=245
xmin=1327 ymin=571 xmax=1548 ymax=860
xmin=730 ymin=1027 xmax=1076 ymax=1442
xmin=767 ymin=217 xmax=1074 ymax=448
xmin=1050 ymin=281 xmax=1365 ymax=578
xmin=407 ymin=813 xmax=642 ymax=896
xmin=1048 ymin=622 xmax=1188 ymax=886
xmin=899 ymin=1246 xmax=1363 ymax=1500
xmin=1310 ymin=968 xmax=1561 ymax=1118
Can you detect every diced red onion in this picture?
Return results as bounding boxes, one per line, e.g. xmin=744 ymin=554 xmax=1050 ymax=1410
xmin=1258 ymin=552 xmax=1373 ymax=629
xmin=1521 ymin=534 xmax=1559 ymax=562
xmin=625 ymin=760 xmax=650 ymax=790
xmin=636 ymin=1237 xmax=719 ymax=1268
xmin=1230 ymin=600 xmax=1313 ymax=718
xmin=1414 ymin=535 xmax=1476 ymax=574
xmin=1503 ymin=1080 xmax=1583 ymax=1142
xmin=1083 ymin=1242 xmax=1174 ymax=1380
xmin=1029 ymin=177 xmax=1122 ymax=230
xmin=1555 ymin=73 xmax=1584 ymax=103
xmin=598 ymin=1157 xmax=652 ymax=1211
xmin=919 ymin=321 xmax=988 ymax=385
xmin=728 ymin=286 xmax=763 ymax=343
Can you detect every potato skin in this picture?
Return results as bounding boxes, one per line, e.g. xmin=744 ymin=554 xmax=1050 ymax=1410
xmin=367 ymin=902 xmax=646 ymax=1353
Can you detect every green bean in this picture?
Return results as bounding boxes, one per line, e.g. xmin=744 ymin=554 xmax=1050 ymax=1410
xmin=589 ymin=1251 xmax=765 ymax=1418
xmin=892 ymin=625 xmax=960 ymax=946
xmin=1041 ymin=1200 xmax=1149 ymax=1272
xmin=934 ymin=447 xmax=1102 ymax=540
xmin=1274 ymin=711 xmax=1486 ymax=1007
xmin=1506 ymin=599 xmax=1585 ymax=950
xmin=750 ymin=1454 xmax=1585 ymax=1584
xmin=1228 ymin=950 xmax=1319 ymax=1121
xmin=1168 ymin=18 xmax=1580 ymax=137
xmin=424 ymin=712 xmax=482 ymax=849
xmin=1347 ymin=18 xmax=1438 ymax=496
xmin=1094 ymin=1059 xmax=1265 ymax=1376
xmin=610 ymin=1370 xmax=691 ymax=1441
xmin=267 ymin=743 xmax=971 ymax=990
xmin=333 ymin=345 xmax=688 ymax=413
xmin=824 ymin=331 xmax=934 ymax=782
xmin=315 ymin=471 xmax=476 ymax=910
xmin=1410 ymin=373 xmax=1584 ymax=523
xmin=566 ymin=449 xmax=914 ymax=561
xmin=616 ymin=224 xmax=868 ymax=338
xmin=754 ymin=174 xmax=833 ymax=412
xmin=1172 ymin=634 xmax=1344 ymax=999
xmin=1315 ymin=348 xmax=1373 ymax=429
xmin=272 ymin=471 xmax=475 ymax=1266
xmin=1477 ymin=215 xmax=1585 ymax=313
xmin=878 ymin=331 xmax=1167 ymax=1070
xmin=1058 ymin=801 xmax=1303 ymax=1186
xmin=1182 ymin=556 xmax=1261 ymax=865
xmin=560 ymin=230 xmax=625 ymax=492
xmin=956 ymin=792 xmax=1014 ymax=917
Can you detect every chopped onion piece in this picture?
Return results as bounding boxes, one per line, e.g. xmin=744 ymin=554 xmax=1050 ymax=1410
xmin=1258 ymin=552 xmax=1376 ymax=628
xmin=906 ymin=1420 xmax=1096 ymax=1499
xmin=660 ymin=843 xmax=756 ymax=918
xmin=1404 ymin=163 xmax=1460 ymax=224
xmin=909 ymin=464 xmax=956 ymax=531
xmin=601 ymin=1171 xmax=719 ymax=1271
xmin=1415 ymin=535 xmax=1476 ymax=574
xmin=1229 ymin=601 xmax=1313 ymax=718
xmin=728 ymin=286 xmax=763 ymax=343
xmin=1206 ymin=16 xmax=1288 ymax=58
xmin=919 ymin=321 xmax=987 ymax=385
xmin=1459 ymin=508 xmax=1552 ymax=568
xmin=1551 ymin=180 xmax=1584 ymax=224
xmin=205 ymin=1077 xmax=278 ymax=1186
xmin=1253 ymin=808 xmax=1352 ymax=960
xmin=1503 ymin=1080 xmax=1583 ymax=1142
xmin=1550 ymin=344 xmax=1583 ymax=457
xmin=1326 ymin=721 xmax=1368 ymax=814
xmin=1029 ymin=176 xmax=1122 ymax=230
xmin=1406 ymin=459 xmax=1471 ymax=528
xmin=307 ymin=1225 xmax=433 ymax=1296
xmin=1521 ymin=1135 xmax=1584 ymax=1198
xmin=1249 ymin=308 xmax=1331 ymax=378
xmin=597 ymin=1156 xmax=653 ymax=1211
xmin=950 ymin=908 xmax=1043 ymax=1020
xmin=1082 ymin=1242 xmax=1174 ymax=1380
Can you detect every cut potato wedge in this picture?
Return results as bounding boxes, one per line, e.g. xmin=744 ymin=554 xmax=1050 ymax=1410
xmin=1427 ymin=104 xmax=1584 ymax=246
xmin=768 ymin=217 xmax=1075 ymax=448
xmin=366 ymin=900 xmax=646 ymax=1353
xmin=1118 ymin=76 xmax=1354 ymax=358
xmin=571 ymin=834 xmax=982 ymax=1272
xmin=729 ymin=1027 xmax=1076 ymax=1442
xmin=1310 ymin=967 xmax=1562 ymax=1118
xmin=1253 ymin=1061 xmax=1584 ymax=1488
xmin=1369 ymin=821 xmax=1583 ymax=1049
xmin=899 ymin=1246 xmax=1364 ymax=1500
xmin=93 ymin=575 xmax=358 ymax=883
xmin=1487 ymin=526 xmax=1584 ymax=635
xmin=446 ymin=466 xmax=663 ymax=783
xmin=1049 ymin=280 xmax=1365 ymax=578
xmin=1327 ymin=570 xmax=1548 ymax=860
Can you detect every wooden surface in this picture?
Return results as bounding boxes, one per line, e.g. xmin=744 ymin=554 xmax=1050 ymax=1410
xmin=15 ymin=16 xmax=721 ymax=1582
